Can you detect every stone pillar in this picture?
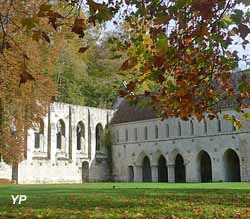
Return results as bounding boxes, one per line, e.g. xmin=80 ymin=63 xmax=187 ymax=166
xmin=167 ymin=164 xmax=175 ymax=182
xmin=26 ymin=129 xmax=33 ymax=162
xmin=87 ymin=109 xmax=92 ymax=159
xmin=50 ymin=122 xmax=57 ymax=161
xmin=71 ymin=125 xmax=77 ymax=162
xmin=186 ymin=159 xmax=199 ymax=183
xmin=68 ymin=106 xmax=72 ymax=160
xmin=151 ymin=165 xmax=158 ymax=182
xmin=134 ymin=165 xmax=142 ymax=182
xmin=239 ymin=142 xmax=250 ymax=182
xmin=212 ymin=157 xmax=223 ymax=182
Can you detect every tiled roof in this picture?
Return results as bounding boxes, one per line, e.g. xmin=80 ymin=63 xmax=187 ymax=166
xmin=111 ymin=97 xmax=158 ymax=124
xmin=111 ymin=70 xmax=250 ymax=124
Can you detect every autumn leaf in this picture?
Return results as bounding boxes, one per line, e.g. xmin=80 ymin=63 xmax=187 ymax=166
xmin=72 ymin=18 xmax=87 ymax=37
xmin=223 ymin=114 xmax=232 ymax=121
xmin=238 ymin=24 xmax=250 ymax=39
xmin=42 ymin=32 xmax=50 ymax=43
xmin=120 ymin=58 xmax=137 ymax=71
xmin=79 ymin=46 xmax=89 ymax=53
xmin=19 ymin=70 xmax=35 ymax=87
xmin=233 ymin=119 xmax=242 ymax=130
xmin=21 ymin=17 xmax=39 ymax=30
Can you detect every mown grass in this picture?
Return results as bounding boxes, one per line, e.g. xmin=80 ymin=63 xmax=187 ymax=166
xmin=0 ymin=183 xmax=250 ymax=219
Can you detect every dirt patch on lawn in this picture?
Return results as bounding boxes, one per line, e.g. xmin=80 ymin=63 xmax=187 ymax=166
xmin=0 ymin=178 xmax=12 ymax=185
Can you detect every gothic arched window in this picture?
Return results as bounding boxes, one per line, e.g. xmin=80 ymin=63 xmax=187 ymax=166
xmin=34 ymin=119 xmax=45 ymax=149
xmin=166 ymin=124 xmax=169 ymax=138
xmin=178 ymin=122 xmax=181 ymax=136
xmin=217 ymin=119 xmax=222 ymax=133
xmin=155 ymin=125 xmax=159 ymax=139
xmin=77 ymin=121 xmax=85 ymax=151
xmin=56 ymin=119 xmax=65 ymax=150
xmin=204 ymin=119 xmax=207 ymax=134
xmin=96 ymin=123 xmax=103 ymax=151
xmin=190 ymin=120 xmax=194 ymax=136
xmin=125 ymin=129 xmax=129 ymax=142
xmin=144 ymin=126 xmax=148 ymax=140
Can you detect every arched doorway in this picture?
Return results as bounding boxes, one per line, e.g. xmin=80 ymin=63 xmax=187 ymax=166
xmin=82 ymin=161 xmax=89 ymax=182
xmin=223 ymin=149 xmax=241 ymax=182
xmin=158 ymin=155 xmax=168 ymax=182
xmin=175 ymin=154 xmax=186 ymax=183
xmin=198 ymin=151 xmax=212 ymax=182
xmin=142 ymin=156 xmax=152 ymax=182
xmin=128 ymin=166 xmax=134 ymax=182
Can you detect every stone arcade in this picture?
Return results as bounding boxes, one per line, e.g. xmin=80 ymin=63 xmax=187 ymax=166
xmin=1 ymin=97 xmax=250 ymax=183
xmin=0 ymin=103 xmax=113 ymax=184
xmin=111 ymin=100 xmax=250 ymax=183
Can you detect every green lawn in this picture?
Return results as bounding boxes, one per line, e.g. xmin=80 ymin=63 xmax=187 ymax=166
xmin=0 ymin=183 xmax=250 ymax=219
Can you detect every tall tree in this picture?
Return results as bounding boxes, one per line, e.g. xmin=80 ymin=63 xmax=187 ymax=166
xmin=1 ymin=0 xmax=250 ymax=162
xmin=113 ymin=0 xmax=250 ymax=127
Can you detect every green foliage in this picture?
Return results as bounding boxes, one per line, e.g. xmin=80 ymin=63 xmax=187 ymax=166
xmin=53 ymin=34 xmax=127 ymax=108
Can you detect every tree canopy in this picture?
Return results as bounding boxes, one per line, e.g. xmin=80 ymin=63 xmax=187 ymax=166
xmin=1 ymin=0 xmax=250 ymax=162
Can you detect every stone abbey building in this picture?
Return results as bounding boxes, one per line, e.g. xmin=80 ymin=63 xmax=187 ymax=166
xmin=1 ymin=95 xmax=250 ymax=183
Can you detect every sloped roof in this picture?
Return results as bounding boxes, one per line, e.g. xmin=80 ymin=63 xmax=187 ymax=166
xmin=111 ymin=70 xmax=250 ymax=124
xmin=111 ymin=97 xmax=158 ymax=124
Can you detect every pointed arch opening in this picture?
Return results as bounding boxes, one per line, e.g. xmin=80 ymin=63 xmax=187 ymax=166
xmin=34 ymin=119 xmax=45 ymax=149
xmin=197 ymin=150 xmax=212 ymax=182
xmin=142 ymin=156 xmax=152 ymax=182
xmin=96 ymin=123 xmax=103 ymax=151
xmin=158 ymin=155 xmax=168 ymax=182
xmin=128 ymin=165 xmax=134 ymax=182
xmin=155 ymin=125 xmax=159 ymax=139
xmin=77 ymin=121 xmax=85 ymax=151
xmin=217 ymin=118 xmax=222 ymax=132
xmin=223 ymin=149 xmax=241 ymax=182
xmin=204 ymin=119 xmax=207 ymax=134
xmin=190 ymin=120 xmax=194 ymax=135
xmin=178 ymin=122 xmax=181 ymax=136
xmin=56 ymin=119 xmax=66 ymax=150
xmin=166 ymin=124 xmax=170 ymax=138
xmin=175 ymin=154 xmax=185 ymax=182
xmin=82 ymin=161 xmax=89 ymax=182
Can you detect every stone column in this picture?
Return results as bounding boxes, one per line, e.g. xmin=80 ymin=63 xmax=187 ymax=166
xmin=185 ymin=159 xmax=199 ymax=183
xmin=71 ymin=125 xmax=77 ymax=162
xmin=212 ymin=157 xmax=223 ymax=182
xmin=151 ymin=165 xmax=158 ymax=182
xmin=26 ymin=129 xmax=34 ymax=162
xmin=134 ymin=165 xmax=142 ymax=182
xmin=167 ymin=164 xmax=175 ymax=182
xmin=239 ymin=144 xmax=250 ymax=182
xmin=50 ymin=122 xmax=57 ymax=161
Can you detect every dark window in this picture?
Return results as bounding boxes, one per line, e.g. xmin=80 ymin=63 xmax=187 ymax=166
xmin=116 ymin=130 xmax=119 ymax=143
xmin=96 ymin=124 xmax=103 ymax=151
xmin=178 ymin=122 xmax=181 ymax=136
xmin=166 ymin=124 xmax=169 ymax=138
xmin=77 ymin=122 xmax=85 ymax=150
xmin=155 ymin=125 xmax=158 ymax=139
xmin=34 ymin=133 xmax=40 ymax=149
xmin=190 ymin=120 xmax=194 ymax=135
xmin=218 ymin=119 xmax=221 ymax=132
xmin=144 ymin=127 xmax=148 ymax=140
xmin=125 ymin=129 xmax=128 ymax=142
xmin=204 ymin=119 xmax=207 ymax=134
xmin=134 ymin=128 xmax=138 ymax=141
xmin=56 ymin=119 xmax=65 ymax=149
